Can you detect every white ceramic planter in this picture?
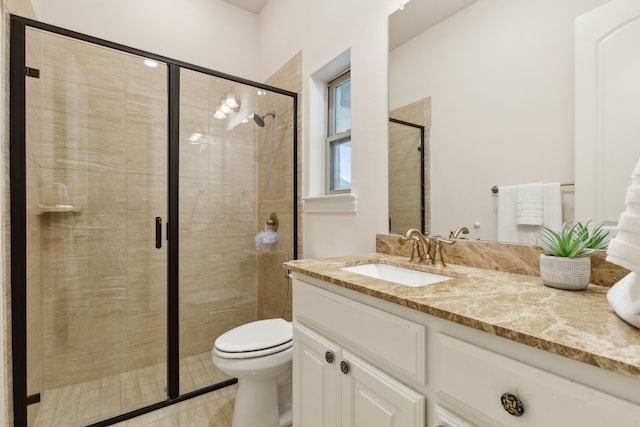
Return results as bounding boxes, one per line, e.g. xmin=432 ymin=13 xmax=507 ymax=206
xmin=539 ymin=254 xmax=591 ymax=291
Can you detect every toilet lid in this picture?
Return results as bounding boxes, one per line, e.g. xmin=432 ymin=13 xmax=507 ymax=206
xmin=214 ymin=318 xmax=292 ymax=354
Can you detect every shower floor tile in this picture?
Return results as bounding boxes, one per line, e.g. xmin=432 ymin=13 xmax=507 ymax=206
xmin=31 ymin=351 xmax=231 ymax=427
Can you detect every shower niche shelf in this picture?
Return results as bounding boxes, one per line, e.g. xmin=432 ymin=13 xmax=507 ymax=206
xmin=37 ymin=204 xmax=82 ymax=214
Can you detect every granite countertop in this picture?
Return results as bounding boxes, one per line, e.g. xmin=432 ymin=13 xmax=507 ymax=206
xmin=285 ymin=253 xmax=640 ymax=380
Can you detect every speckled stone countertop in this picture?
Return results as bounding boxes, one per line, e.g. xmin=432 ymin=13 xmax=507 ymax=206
xmin=284 ymin=253 xmax=640 ymax=381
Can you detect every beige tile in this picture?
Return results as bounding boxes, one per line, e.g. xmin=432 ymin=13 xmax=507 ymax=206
xmin=126 ymin=132 xmax=167 ymax=175
xmin=120 ymin=385 xmax=142 ymax=410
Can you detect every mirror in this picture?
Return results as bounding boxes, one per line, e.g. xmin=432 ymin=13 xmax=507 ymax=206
xmin=388 ymin=0 xmax=638 ymax=243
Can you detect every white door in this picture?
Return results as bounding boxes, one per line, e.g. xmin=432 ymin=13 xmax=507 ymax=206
xmin=293 ymin=323 xmax=341 ymax=427
xmin=341 ymin=350 xmax=425 ymax=427
xmin=575 ymin=0 xmax=640 ymax=226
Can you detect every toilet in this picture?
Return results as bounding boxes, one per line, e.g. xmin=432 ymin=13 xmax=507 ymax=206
xmin=212 ymin=318 xmax=293 ymax=427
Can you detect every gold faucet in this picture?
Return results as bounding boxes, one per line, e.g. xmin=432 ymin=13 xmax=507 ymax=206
xmin=403 ymin=228 xmax=458 ymax=266
xmin=402 ymin=229 xmax=433 ymax=263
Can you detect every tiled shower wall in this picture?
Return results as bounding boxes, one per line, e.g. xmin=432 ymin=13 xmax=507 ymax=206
xmin=257 ymin=52 xmax=302 ymax=321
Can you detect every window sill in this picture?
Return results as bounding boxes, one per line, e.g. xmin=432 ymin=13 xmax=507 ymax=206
xmin=303 ymin=193 xmax=357 ymax=213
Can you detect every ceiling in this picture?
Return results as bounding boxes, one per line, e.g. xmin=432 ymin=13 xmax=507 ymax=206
xmin=221 ymin=0 xmax=477 ymax=49
xmin=221 ymin=0 xmax=269 ymax=14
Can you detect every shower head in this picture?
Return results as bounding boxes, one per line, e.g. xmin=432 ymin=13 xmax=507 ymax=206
xmin=253 ymin=112 xmax=276 ymax=127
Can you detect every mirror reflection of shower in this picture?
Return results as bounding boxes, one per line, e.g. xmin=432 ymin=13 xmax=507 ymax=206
xmin=253 ymin=112 xmax=276 ymax=127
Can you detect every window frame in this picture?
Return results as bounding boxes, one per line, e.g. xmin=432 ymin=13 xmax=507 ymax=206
xmin=326 ymin=70 xmax=351 ymax=194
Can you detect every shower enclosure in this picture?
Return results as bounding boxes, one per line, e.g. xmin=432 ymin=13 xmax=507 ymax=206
xmin=10 ymin=16 xmax=297 ymax=427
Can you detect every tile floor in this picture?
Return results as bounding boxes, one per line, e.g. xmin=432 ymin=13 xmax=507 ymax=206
xmin=112 ymin=384 xmax=237 ymax=427
xmin=31 ymin=352 xmax=233 ymax=427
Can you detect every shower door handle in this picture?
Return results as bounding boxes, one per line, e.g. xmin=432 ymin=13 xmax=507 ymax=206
xmin=155 ymin=217 xmax=162 ymax=249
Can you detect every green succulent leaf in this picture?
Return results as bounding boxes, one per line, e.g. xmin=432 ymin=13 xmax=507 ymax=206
xmin=537 ymin=221 xmax=607 ymax=258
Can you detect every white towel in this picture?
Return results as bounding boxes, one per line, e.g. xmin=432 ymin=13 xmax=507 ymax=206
xmin=614 ymin=230 xmax=640 ymax=251
xmin=497 ymin=183 xmax=563 ymax=244
xmin=618 ymin=212 xmax=640 ymax=235
xmin=541 ymin=183 xmax=563 ymax=232
xmin=607 ymin=272 xmax=640 ymax=330
xmin=606 ymin=157 xmax=640 ymax=273
xmin=607 ymin=209 xmax=640 ymax=272
xmin=634 ymin=157 xmax=640 ymax=177
xmin=626 ymin=186 xmax=640 ymax=216
xmin=626 ymin=185 xmax=640 ymax=204
xmin=497 ymin=186 xmax=524 ymax=243
xmin=633 ymin=157 xmax=640 ymax=185
xmin=516 ymin=183 xmax=543 ymax=225
xmin=607 ymin=239 xmax=640 ymax=273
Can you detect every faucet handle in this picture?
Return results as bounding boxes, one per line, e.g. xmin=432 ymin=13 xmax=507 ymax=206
xmin=432 ymin=237 xmax=455 ymax=267
xmin=408 ymin=237 xmax=422 ymax=263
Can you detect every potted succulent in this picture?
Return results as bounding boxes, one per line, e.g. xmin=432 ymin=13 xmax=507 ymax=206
xmin=538 ymin=221 xmax=610 ymax=290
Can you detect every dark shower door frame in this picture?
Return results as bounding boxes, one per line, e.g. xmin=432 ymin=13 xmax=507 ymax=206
xmin=388 ymin=117 xmax=425 ymax=233
xmin=9 ymin=15 xmax=298 ymax=427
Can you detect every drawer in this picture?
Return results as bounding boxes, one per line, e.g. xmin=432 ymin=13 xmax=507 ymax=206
xmin=293 ymin=278 xmax=426 ymax=383
xmin=434 ymin=404 xmax=477 ymax=427
xmin=436 ymin=333 xmax=640 ymax=427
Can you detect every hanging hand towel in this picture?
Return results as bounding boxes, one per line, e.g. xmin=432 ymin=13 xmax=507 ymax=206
xmin=516 ymin=183 xmax=543 ymax=225
xmin=541 ymin=182 xmax=563 ymax=232
xmin=497 ymin=186 xmax=523 ymax=243
xmin=607 ymin=272 xmax=640 ymax=329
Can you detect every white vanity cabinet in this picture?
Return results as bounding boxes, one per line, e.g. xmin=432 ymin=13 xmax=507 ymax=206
xmin=292 ymin=278 xmax=425 ymax=427
xmin=292 ymin=274 xmax=640 ymax=427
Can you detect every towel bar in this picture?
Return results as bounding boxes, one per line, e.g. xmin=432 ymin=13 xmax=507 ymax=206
xmin=491 ymin=183 xmax=574 ymax=194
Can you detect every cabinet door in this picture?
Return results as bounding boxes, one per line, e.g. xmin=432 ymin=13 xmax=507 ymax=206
xmin=437 ymin=334 xmax=640 ymax=427
xmin=341 ymin=349 xmax=425 ymax=427
xmin=293 ymin=323 xmax=341 ymax=427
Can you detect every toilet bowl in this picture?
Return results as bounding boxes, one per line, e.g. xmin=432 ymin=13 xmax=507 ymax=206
xmin=212 ymin=318 xmax=293 ymax=427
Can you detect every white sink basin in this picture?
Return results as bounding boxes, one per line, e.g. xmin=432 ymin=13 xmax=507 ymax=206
xmin=341 ymin=263 xmax=453 ymax=287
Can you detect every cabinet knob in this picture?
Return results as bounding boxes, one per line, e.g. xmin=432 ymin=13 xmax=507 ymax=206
xmin=325 ymin=351 xmax=334 ymax=364
xmin=500 ymin=392 xmax=525 ymax=417
xmin=340 ymin=360 xmax=350 ymax=374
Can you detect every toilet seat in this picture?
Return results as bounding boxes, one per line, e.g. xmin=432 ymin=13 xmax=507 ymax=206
xmin=214 ymin=318 xmax=292 ymax=359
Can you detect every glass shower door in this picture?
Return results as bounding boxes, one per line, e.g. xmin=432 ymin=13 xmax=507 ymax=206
xmin=24 ymin=28 xmax=169 ymax=426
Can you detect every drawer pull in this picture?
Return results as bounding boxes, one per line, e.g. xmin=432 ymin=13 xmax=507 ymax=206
xmin=325 ymin=351 xmax=335 ymax=364
xmin=501 ymin=392 xmax=525 ymax=417
xmin=340 ymin=360 xmax=350 ymax=375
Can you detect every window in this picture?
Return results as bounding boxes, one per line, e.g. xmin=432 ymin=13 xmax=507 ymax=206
xmin=327 ymin=71 xmax=351 ymax=193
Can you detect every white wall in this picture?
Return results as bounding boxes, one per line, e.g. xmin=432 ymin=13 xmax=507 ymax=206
xmin=258 ymin=0 xmax=304 ymax=81
xmin=302 ymin=0 xmax=396 ymax=258
xmin=389 ymin=0 xmax=609 ymax=241
xmin=260 ymin=0 xmax=398 ymax=258
xmin=38 ymin=0 xmax=261 ymax=80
